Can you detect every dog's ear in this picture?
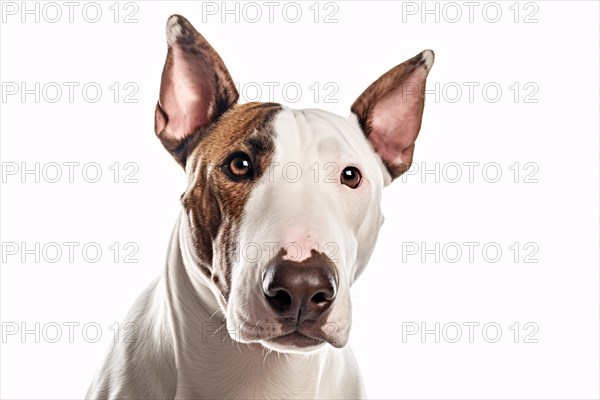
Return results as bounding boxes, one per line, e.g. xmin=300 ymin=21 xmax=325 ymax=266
xmin=351 ymin=50 xmax=434 ymax=181
xmin=154 ymin=15 xmax=239 ymax=168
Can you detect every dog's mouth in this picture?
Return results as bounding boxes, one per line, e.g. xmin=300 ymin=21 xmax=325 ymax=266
xmin=266 ymin=330 xmax=325 ymax=349
xmin=232 ymin=317 xmax=344 ymax=352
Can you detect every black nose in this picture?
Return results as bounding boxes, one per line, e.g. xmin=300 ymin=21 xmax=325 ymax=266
xmin=263 ymin=259 xmax=337 ymax=323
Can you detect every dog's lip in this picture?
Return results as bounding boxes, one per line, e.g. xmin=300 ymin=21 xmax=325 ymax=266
xmin=268 ymin=330 xmax=325 ymax=348
xmin=234 ymin=316 xmax=344 ymax=348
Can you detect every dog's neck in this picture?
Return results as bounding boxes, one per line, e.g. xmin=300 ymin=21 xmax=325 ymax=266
xmin=161 ymin=214 xmax=359 ymax=399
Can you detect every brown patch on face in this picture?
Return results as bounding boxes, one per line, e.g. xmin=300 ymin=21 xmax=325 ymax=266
xmin=181 ymin=102 xmax=282 ymax=300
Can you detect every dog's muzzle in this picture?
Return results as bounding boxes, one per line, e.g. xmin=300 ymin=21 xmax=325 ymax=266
xmin=259 ymin=250 xmax=339 ymax=349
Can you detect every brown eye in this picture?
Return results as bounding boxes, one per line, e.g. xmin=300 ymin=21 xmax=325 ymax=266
xmin=340 ymin=166 xmax=361 ymax=189
xmin=226 ymin=153 xmax=253 ymax=179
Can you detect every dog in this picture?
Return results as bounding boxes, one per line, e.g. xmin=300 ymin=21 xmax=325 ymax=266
xmin=86 ymin=14 xmax=434 ymax=399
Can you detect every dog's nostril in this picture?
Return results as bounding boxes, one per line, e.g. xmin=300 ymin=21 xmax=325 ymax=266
xmin=271 ymin=290 xmax=292 ymax=306
xmin=311 ymin=292 xmax=330 ymax=305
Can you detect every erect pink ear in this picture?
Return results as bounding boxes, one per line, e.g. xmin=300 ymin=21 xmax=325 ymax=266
xmin=351 ymin=50 xmax=434 ymax=180
xmin=154 ymin=15 xmax=239 ymax=167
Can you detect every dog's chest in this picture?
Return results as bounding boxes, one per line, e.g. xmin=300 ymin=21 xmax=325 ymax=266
xmin=173 ymin=345 xmax=322 ymax=399
xmin=165 ymin=317 xmax=362 ymax=399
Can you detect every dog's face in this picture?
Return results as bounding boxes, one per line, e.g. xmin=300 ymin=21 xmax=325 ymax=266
xmin=155 ymin=15 xmax=433 ymax=353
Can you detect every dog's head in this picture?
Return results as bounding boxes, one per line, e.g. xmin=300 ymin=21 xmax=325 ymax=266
xmin=155 ymin=15 xmax=434 ymax=353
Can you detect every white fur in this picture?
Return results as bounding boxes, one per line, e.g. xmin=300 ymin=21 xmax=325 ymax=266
xmin=166 ymin=15 xmax=183 ymax=45
xmin=422 ymin=49 xmax=434 ymax=70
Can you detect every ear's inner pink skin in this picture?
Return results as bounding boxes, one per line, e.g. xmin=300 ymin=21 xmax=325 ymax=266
xmin=351 ymin=50 xmax=434 ymax=179
xmin=158 ymin=45 xmax=216 ymax=140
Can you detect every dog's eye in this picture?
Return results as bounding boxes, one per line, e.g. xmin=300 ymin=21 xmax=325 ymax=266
xmin=225 ymin=153 xmax=253 ymax=179
xmin=340 ymin=167 xmax=361 ymax=189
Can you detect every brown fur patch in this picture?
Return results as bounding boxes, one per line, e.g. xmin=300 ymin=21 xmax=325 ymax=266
xmin=181 ymin=102 xmax=282 ymax=299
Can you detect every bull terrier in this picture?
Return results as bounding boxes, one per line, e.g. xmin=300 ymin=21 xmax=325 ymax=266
xmin=87 ymin=14 xmax=434 ymax=399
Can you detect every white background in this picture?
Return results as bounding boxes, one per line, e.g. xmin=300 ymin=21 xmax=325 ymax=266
xmin=1 ymin=1 xmax=599 ymax=399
